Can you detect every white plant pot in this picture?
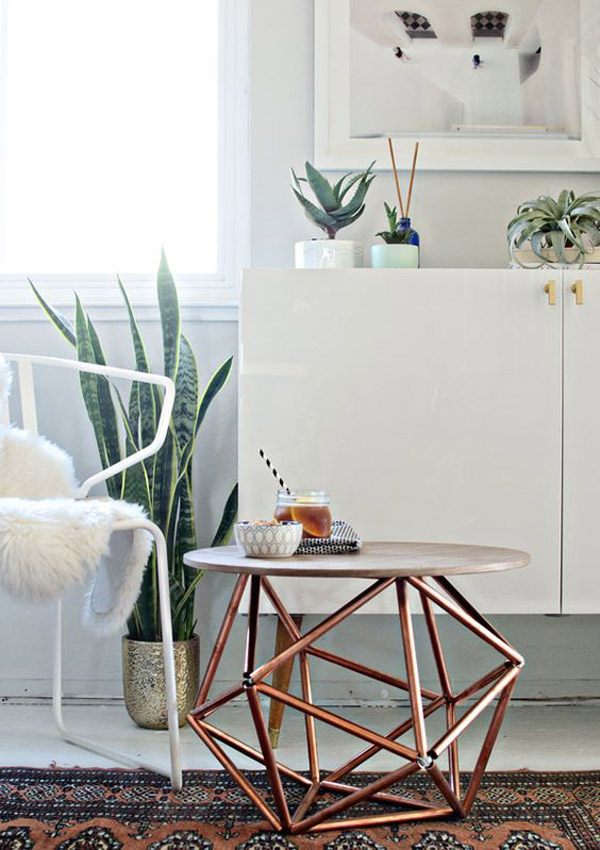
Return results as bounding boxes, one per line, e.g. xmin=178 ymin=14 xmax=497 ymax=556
xmin=295 ymin=239 xmax=362 ymax=269
xmin=371 ymin=244 xmax=419 ymax=269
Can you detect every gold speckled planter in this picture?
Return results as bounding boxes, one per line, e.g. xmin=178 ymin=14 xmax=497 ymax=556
xmin=122 ymin=635 xmax=199 ymax=729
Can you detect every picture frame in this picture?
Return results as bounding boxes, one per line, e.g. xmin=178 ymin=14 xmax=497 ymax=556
xmin=314 ymin=0 xmax=600 ymax=171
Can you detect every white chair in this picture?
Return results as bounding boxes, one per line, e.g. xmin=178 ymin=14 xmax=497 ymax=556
xmin=0 ymin=352 xmax=182 ymax=791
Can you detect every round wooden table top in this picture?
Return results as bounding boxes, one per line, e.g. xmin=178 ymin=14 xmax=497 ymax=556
xmin=183 ymin=541 xmax=530 ymax=579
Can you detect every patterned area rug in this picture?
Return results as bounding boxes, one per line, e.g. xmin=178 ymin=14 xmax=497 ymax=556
xmin=1 ymin=767 xmax=599 ymax=849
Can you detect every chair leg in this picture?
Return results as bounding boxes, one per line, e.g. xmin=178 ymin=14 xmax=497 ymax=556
xmin=268 ymin=614 xmax=303 ymax=748
xmin=51 ymin=523 xmax=182 ymax=792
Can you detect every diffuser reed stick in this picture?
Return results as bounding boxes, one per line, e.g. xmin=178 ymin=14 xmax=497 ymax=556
xmin=387 ymin=137 xmax=405 ymax=218
xmin=405 ymin=142 xmax=420 ymax=218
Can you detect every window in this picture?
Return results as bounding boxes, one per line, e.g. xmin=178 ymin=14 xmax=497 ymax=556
xmin=0 ymin=0 xmax=248 ymax=306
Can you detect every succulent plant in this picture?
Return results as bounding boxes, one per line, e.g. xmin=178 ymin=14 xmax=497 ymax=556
xmin=291 ymin=161 xmax=375 ymax=239
xmin=376 ymin=203 xmax=415 ymax=244
xmin=507 ymin=190 xmax=600 ymax=267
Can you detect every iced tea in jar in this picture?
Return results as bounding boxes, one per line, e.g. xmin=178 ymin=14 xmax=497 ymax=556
xmin=274 ymin=490 xmax=332 ymax=539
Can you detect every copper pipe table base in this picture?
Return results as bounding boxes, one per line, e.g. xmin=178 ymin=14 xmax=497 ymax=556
xmin=187 ymin=574 xmax=523 ymax=834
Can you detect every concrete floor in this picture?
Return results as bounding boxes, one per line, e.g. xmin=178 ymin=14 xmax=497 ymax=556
xmin=2 ymin=701 xmax=600 ymax=776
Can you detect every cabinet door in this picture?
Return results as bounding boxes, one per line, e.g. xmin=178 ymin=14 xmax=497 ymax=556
xmin=562 ymin=270 xmax=600 ymax=612
xmin=239 ymin=269 xmax=562 ymax=613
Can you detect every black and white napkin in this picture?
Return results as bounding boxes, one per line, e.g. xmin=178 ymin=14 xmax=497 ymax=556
xmin=296 ymin=520 xmax=362 ymax=556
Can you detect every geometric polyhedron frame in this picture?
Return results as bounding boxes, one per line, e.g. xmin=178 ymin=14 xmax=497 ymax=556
xmin=187 ymin=573 xmax=524 ymax=834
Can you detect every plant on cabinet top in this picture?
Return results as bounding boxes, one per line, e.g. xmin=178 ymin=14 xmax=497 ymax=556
xmin=291 ymin=160 xmax=375 ymax=239
xmin=507 ymin=191 xmax=600 ymax=268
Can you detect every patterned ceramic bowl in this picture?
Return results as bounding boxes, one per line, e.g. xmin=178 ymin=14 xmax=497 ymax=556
xmin=234 ymin=521 xmax=303 ymax=558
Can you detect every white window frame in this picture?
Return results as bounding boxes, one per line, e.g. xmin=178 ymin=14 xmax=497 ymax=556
xmin=0 ymin=0 xmax=249 ymax=322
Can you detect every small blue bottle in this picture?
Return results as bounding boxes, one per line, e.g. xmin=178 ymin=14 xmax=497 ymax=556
xmin=397 ymin=217 xmax=420 ymax=247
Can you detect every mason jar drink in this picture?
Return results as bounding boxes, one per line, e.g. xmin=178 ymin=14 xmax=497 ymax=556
xmin=274 ymin=490 xmax=332 ymax=539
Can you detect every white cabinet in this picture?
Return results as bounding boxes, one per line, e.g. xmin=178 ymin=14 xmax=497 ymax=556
xmin=562 ymin=271 xmax=600 ymax=613
xmin=239 ymin=269 xmax=562 ymax=614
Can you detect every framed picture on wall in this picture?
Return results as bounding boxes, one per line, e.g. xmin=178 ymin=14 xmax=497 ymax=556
xmin=315 ymin=0 xmax=600 ymax=171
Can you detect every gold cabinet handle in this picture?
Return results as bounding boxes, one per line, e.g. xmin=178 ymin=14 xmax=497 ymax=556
xmin=544 ymin=280 xmax=556 ymax=306
xmin=571 ymin=279 xmax=584 ymax=305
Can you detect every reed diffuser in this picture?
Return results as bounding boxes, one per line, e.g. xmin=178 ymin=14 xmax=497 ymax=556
xmin=372 ymin=139 xmax=421 ymax=269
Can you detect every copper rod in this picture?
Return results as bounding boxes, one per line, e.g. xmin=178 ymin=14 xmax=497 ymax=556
xmin=462 ymin=675 xmax=518 ymax=813
xmin=387 ymin=137 xmax=405 ymax=217
xmin=420 ymin=590 xmax=453 ymax=699
xmin=408 ymin=577 xmax=524 ymax=666
xmin=304 ymin=807 xmax=454 ymax=833
xmin=189 ymin=682 xmax=244 ymax=718
xmin=431 ymin=665 xmax=520 ymax=758
xmin=326 ymin=694 xmax=446 ymax=783
xmin=397 ymin=579 xmax=428 ymax=758
xmin=251 ymin=577 xmax=396 ymax=683
xmin=246 ymin=685 xmax=292 ymax=830
xmin=195 ymin=574 xmax=249 ymax=706
xmin=291 ymin=760 xmax=420 ymax=833
xmin=261 ymin=576 xmax=439 ymax=701
xmin=446 ymin=702 xmax=460 ymax=797
xmin=197 ymin=719 xmax=312 ymax=787
xmin=454 ymin=662 xmax=511 ymax=704
xmin=244 ymin=575 xmax=261 ymax=675
xmin=405 ymin=141 xmax=420 ymax=218
xmin=428 ymin=761 xmax=465 ymax=818
xmin=256 ymin=681 xmax=417 ymax=760
xmin=434 ymin=576 xmax=510 ymax=645
xmin=292 ymin=781 xmax=320 ymax=824
xmin=299 ymin=651 xmax=320 ymax=784
xmin=187 ymin=717 xmax=281 ymax=829
xmin=319 ymin=779 xmax=441 ymax=810
xmin=308 ymin=645 xmax=440 ymax=701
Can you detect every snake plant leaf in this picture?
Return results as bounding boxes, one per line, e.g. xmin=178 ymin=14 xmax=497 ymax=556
xmin=178 ymin=355 xmax=234 ymax=480
xmin=173 ymin=335 xmax=200 ymax=453
xmin=304 ymin=161 xmax=339 ymax=212
xmin=29 ymin=279 xmax=76 ymax=346
xmin=74 ymin=297 xmax=120 ymax=499
xmin=120 ymin=432 xmax=152 ymax=511
xmin=290 ymin=167 xmax=305 ymax=195
xmin=85 ymin=314 xmax=124 ymax=495
xmin=118 ymin=276 xmax=158 ymax=450
xmin=157 ymin=249 xmax=181 ymax=381
xmin=211 ymin=482 xmax=238 ymax=547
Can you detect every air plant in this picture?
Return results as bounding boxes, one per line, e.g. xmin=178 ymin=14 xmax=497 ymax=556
xmin=507 ymin=190 xmax=600 ymax=267
xmin=291 ymin=160 xmax=375 ymax=239
xmin=376 ymin=203 xmax=416 ymax=244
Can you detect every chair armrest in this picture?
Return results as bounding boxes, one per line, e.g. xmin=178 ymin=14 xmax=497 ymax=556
xmin=2 ymin=353 xmax=175 ymax=499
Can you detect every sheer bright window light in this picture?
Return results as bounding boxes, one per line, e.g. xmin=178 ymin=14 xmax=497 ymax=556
xmin=0 ymin=0 xmax=219 ymax=276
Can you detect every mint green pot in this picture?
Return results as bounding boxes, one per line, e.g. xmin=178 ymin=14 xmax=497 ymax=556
xmin=371 ymin=244 xmax=419 ymax=269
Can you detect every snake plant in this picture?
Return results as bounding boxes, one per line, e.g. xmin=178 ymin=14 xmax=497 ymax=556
xmin=507 ymin=191 xmax=600 ymax=267
xmin=29 ymin=252 xmax=237 ymax=642
xmin=291 ymin=160 xmax=375 ymax=239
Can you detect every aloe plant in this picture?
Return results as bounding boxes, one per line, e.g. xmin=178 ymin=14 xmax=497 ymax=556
xmin=30 ymin=252 xmax=237 ymax=642
xmin=291 ymin=160 xmax=375 ymax=239
xmin=375 ymin=203 xmax=415 ymax=244
xmin=507 ymin=190 xmax=600 ymax=267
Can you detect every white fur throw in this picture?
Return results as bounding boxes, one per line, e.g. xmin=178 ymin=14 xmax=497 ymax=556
xmin=0 ymin=362 xmax=153 ymax=636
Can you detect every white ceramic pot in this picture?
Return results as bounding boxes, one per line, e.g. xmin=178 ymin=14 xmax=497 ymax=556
xmin=234 ymin=521 xmax=303 ymax=558
xmin=371 ymin=244 xmax=419 ymax=269
xmin=295 ymin=239 xmax=362 ymax=269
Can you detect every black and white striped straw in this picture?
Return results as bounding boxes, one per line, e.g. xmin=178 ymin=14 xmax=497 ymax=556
xmin=259 ymin=449 xmax=291 ymax=494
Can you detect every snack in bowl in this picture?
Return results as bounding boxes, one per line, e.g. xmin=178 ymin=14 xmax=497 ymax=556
xmin=234 ymin=520 xmax=303 ymax=558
